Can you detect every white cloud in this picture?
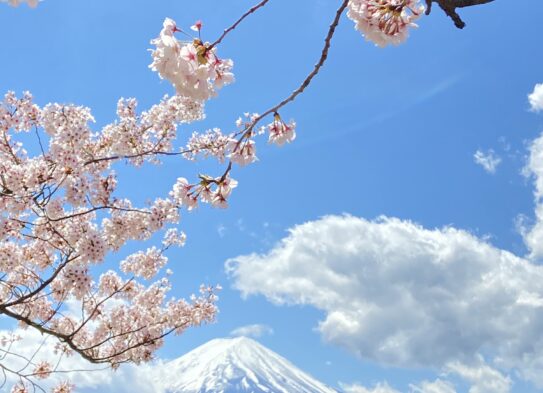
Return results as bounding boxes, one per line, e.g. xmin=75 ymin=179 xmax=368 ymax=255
xmin=339 ymin=381 xmax=401 ymax=393
xmin=340 ymin=363 xmax=508 ymax=393
xmin=409 ymin=379 xmax=456 ymax=393
xmin=236 ymin=218 xmax=246 ymax=232
xmin=217 ymin=223 xmax=227 ymax=237
xmin=528 ymin=83 xmax=543 ymax=112
xmin=445 ymin=358 xmax=511 ymax=393
xmin=523 ymin=132 xmax=543 ymax=259
xmin=226 ymin=215 xmax=543 ymax=387
xmin=342 ymin=379 xmax=458 ymax=393
xmin=230 ymin=323 xmax=274 ymax=338
xmin=474 ymin=149 xmax=501 ymax=174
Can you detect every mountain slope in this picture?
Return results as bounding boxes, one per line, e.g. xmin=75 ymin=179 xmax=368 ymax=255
xmin=159 ymin=336 xmax=338 ymax=393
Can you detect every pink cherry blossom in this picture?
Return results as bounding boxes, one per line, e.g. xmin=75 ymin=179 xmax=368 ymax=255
xmin=52 ymin=381 xmax=75 ymax=393
xmin=10 ymin=383 xmax=28 ymax=393
xmin=191 ymin=20 xmax=203 ymax=32
xmin=0 ymin=89 xmax=219 ymax=392
xmin=32 ymin=361 xmax=52 ymax=379
xmin=347 ymin=0 xmax=424 ymax=47
xmin=163 ymin=228 xmax=187 ymax=247
xmin=229 ymin=139 xmax=257 ymax=166
xmin=120 ymin=247 xmax=168 ymax=280
xmin=150 ymin=18 xmax=234 ymax=101
xmin=267 ymin=114 xmax=296 ymax=146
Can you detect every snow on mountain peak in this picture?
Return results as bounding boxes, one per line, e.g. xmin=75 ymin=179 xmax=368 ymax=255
xmin=158 ymin=336 xmax=338 ymax=393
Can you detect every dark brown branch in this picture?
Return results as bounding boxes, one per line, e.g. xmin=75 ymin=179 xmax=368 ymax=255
xmin=0 ymin=305 xmax=98 ymax=364
xmin=425 ymin=0 xmax=496 ymax=28
xmin=83 ymin=148 xmax=191 ymax=166
xmin=45 ymin=205 xmax=150 ymax=223
xmin=1 ymin=256 xmax=73 ymax=308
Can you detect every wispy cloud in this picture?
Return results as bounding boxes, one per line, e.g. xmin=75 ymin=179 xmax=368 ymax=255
xmin=230 ymin=323 xmax=274 ymax=338
xmin=217 ymin=223 xmax=227 ymax=237
xmin=411 ymin=74 xmax=464 ymax=106
xmin=297 ymin=74 xmax=465 ymax=148
xmin=474 ymin=148 xmax=501 ymax=174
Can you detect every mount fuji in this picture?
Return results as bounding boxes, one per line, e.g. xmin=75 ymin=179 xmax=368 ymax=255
xmin=157 ymin=336 xmax=339 ymax=393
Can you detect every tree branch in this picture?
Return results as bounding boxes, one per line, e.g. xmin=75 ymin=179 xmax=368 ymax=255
xmin=425 ymin=0 xmax=496 ymax=28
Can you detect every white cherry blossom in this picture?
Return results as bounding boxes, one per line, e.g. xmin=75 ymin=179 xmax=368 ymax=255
xmin=347 ymin=0 xmax=424 ymax=47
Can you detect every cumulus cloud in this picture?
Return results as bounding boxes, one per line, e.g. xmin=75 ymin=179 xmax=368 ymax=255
xmin=473 ymin=149 xmax=501 ymax=174
xmin=230 ymin=323 xmax=274 ymax=338
xmin=528 ymin=83 xmax=543 ymax=112
xmin=226 ymin=215 xmax=543 ymax=387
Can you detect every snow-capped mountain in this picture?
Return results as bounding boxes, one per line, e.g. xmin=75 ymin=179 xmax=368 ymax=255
xmin=159 ymin=336 xmax=339 ymax=393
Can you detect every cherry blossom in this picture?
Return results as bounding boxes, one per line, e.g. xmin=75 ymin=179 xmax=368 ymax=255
xmin=229 ymin=139 xmax=257 ymax=166
xmin=184 ymin=128 xmax=233 ymax=163
xmin=267 ymin=113 xmax=296 ymax=146
xmin=347 ymin=0 xmax=425 ymax=47
xmin=150 ymin=18 xmax=234 ymax=101
xmin=52 ymin=381 xmax=75 ymax=393
xmin=162 ymin=228 xmax=187 ymax=247
xmin=10 ymin=383 xmax=29 ymax=393
xmin=32 ymin=361 xmax=53 ymax=380
xmin=0 ymin=83 xmax=243 ymax=392
xmin=121 ymin=247 xmax=169 ymax=280
xmin=0 ymin=87 xmax=223 ymax=391
xmin=191 ymin=20 xmax=203 ymax=32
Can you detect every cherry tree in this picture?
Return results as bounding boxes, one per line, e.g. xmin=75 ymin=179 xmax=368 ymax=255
xmin=0 ymin=0 xmax=496 ymax=391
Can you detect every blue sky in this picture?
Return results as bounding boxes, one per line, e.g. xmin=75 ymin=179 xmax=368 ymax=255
xmin=2 ymin=0 xmax=543 ymax=392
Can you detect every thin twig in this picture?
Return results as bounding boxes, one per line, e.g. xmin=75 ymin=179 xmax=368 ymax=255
xmin=254 ymin=0 xmax=350 ymax=122
xmin=216 ymin=0 xmax=350 ymax=182
xmin=209 ymin=0 xmax=270 ymax=49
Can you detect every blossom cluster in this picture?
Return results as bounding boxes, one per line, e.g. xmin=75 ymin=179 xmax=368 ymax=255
xmin=0 ymin=88 xmax=220 ymax=391
xmin=184 ymin=113 xmax=261 ymax=167
xmin=183 ymin=112 xmax=297 ymax=168
xmin=150 ymin=18 xmax=234 ymax=101
xmin=170 ymin=174 xmax=238 ymax=210
xmin=347 ymin=0 xmax=425 ymax=47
